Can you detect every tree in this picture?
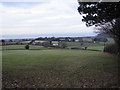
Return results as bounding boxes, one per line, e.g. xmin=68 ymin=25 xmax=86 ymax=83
xmin=78 ymin=1 xmax=120 ymax=26
xmin=25 ymin=45 xmax=29 ymax=50
xmin=61 ymin=43 xmax=68 ymax=48
xmin=59 ymin=42 xmax=68 ymax=48
xmin=29 ymin=40 xmax=35 ymax=44
xmin=77 ymin=1 xmax=120 ymax=54
xmin=42 ymin=42 xmax=50 ymax=47
xmin=1 ymin=39 xmax=5 ymax=45
xmin=9 ymin=40 xmax=13 ymax=42
xmin=1 ymin=40 xmax=5 ymax=43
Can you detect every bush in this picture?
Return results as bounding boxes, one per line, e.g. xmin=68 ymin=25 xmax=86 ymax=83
xmin=85 ymin=47 xmax=87 ymax=50
xmin=104 ymin=44 xmax=119 ymax=55
xmin=25 ymin=45 xmax=29 ymax=49
xmin=60 ymin=43 xmax=68 ymax=48
xmin=42 ymin=42 xmax=50 ymax=47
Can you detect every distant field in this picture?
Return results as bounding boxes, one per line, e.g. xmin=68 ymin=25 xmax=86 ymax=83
xmin=1 ymin=45 xmax=47 ymax=50
xmin=52 ymin=41 xmax=59 ymax=43
xmin=66 ymin=42 xmax=104 ymax=51
xmin=87 ymin=46 xmax=104 ymax=51
xmin=2 ymin=49 xmax=118 ymax=88
xmin=1 ymin=37 xmax=114 ymax=51
xmin=1 ymin=45 xmax=25 ymax=50
xmin=1 ymin=44 xmax=104 ymax=51
xmin=66 ymin=38 xmax=114 ymax=51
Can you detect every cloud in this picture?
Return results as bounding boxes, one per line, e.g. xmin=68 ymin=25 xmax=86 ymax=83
xmin=0 ymin=0 xmax=96 ymax=39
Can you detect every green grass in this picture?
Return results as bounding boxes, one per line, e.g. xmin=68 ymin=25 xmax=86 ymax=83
xmin=2 ymin=45 xmax=25 ymax=50
xmin=2 ymin=45 xmax=47 ymax=50
xmin=1 ymin=38 xmax=114 ymax=51
xmin=87 ymin=46 xmax=104 ymax=51
xmin=52 ymin=41 xmax=59 ymax=43
xmin=0 ymin=46 xmax=2 ymax=50
xmin=66 ymin=42 xmax=103 ymax=47
xmin=29 ymin=45 xmax=48 ymax=50
xmin=66 ymin=42 xmax=105 ymax=51
xmin=2 ymin=49 xmax=118 ymax=88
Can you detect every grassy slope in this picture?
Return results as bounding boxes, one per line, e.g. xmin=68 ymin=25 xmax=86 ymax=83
xmin=2 ymin=50 xmax=118 ymax=88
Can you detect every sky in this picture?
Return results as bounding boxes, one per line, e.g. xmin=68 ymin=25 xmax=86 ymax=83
xmin=0 ymin=0 xmax=97 ymax=39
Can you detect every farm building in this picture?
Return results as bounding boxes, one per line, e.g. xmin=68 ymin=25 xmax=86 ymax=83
xmin=52 ymin=43 xmax=59 ymax=46
xmin=51 ymin=41 xmax=59 ymax=46
xmin=31 ymin=40 xmax=48 ymax=45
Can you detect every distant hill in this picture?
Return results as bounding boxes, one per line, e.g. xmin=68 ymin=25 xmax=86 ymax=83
xmin=96 ymin=33 xmax=110 ymax=38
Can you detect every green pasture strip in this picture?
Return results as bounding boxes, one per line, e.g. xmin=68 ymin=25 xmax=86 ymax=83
xmin=87 ymin=46 xmax=104 ymax=51
xmin=2 ymin=45 xmax=25 ymax=50
xmin=2 ymin=45 xmax=47 ymax=50
xmin=29 ymin=45 xmax=47 ymax=50
xmin=52 ymin=41 xmax=59 ymax=43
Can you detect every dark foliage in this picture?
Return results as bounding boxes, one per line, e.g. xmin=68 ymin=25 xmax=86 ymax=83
xmin=78 ymin=1 xmax=120 ymax=54
xmin=42 ymin=42 xmax=51 ymax=47
xmin=78 ymin=2 xmax=120 ymax=27
xmin=1 ymin=40 xmax=5 ymax=42
xmin=60 ymin=43 xmax=68 ymax=48
xmin=94 ymin=37 xmax=108 ymax=42
xmin=25 ymin=45 xmax=29 ymax=50
xmin=104 ymin=44 xmax=119 ymax=55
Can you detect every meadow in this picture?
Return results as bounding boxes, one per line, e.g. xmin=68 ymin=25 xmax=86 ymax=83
xmin=1 ymin=42 xmax=105 ymax=51
xmin=2 ymin=49 xmax=118 ymax=88
xmin=1 ymin=45 xmax=47 ymax=50
xmin=2 ymin=38 xmax=118 ymax=88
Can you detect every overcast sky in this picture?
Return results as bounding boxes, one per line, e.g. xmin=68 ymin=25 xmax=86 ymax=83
xmin=0 ymin=0 xmax=96 ymax=39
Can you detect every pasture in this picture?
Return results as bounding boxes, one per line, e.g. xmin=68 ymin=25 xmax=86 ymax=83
xmin=2 ymin=49 xmax=118 ymax=88
xmin=2 ymin=38 xmax=118 ymax=88
xmin=1 ymin=45 xmax=47 ymax=50
xmin=1 ymin=42 xmax=104 ymax=51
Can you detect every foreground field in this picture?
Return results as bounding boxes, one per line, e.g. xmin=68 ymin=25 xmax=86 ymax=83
xmin=2 ymin=49 xmax=118 ymax=88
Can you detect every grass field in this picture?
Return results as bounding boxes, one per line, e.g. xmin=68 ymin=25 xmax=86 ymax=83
xmin=1 ymin=44 xmax=104 ymax=51
xmin=87 ymin=46 xmax=104 ymax=51
xmin=66 ymin=38 xmax=114 ymax=50
xmin=1 ymin=45 xmax=47 ymax=50
xmin=1 ymin=37 xmax=114 ymax=51
xmin=66 ymin=42 xmax=105 ymax=51
xmin=2 ymin=49 xmax=118 ymax=88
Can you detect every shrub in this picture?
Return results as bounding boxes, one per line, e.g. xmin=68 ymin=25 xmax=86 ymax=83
xmin=42 ymin=42 xmax=50 ymax=47
xmin=85 ymin=47 xmax=87 ymax=50
xmin=25 ymin=45 xmax=29 ymax=49
xmin=104 ymin=44 xmax=119 ymax=55
xmin=60 ymin=43 xmax=68 ymax=48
